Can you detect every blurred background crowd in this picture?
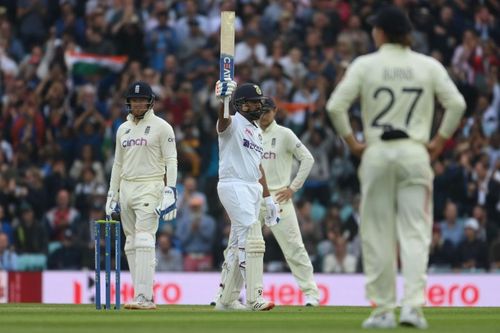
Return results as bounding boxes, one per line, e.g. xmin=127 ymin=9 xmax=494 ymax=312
xmin=0 ymin=0 xmax=499 ymax=274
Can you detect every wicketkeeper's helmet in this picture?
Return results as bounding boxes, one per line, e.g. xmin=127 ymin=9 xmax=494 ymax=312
xmin=125 ymin=81 xmax=155 ymax=116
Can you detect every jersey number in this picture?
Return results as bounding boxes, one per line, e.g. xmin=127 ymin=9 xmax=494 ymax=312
xmin=371 ymin=87 xmax=423 ymax=128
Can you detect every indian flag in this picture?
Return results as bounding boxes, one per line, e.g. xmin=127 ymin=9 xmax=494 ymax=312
xmin=65 ymin=51 xmax=128 ymax=75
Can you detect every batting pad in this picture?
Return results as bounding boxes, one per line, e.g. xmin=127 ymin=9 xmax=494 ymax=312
xmin=124 ymin=235 xmax=136 ymax=286
xmin=134 ymin=232 xmax=156 ymax=300
xmin=245 ymin=223 xmax=265 ymax=304
xmin=219 ymin=247 xmax=244 ymax=305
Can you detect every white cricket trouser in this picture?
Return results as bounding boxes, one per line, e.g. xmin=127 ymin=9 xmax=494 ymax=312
xmin=359 ymin=140 xmax=433 ymax=311
xmin=217 ymin=180 xmax=263 ymax=258
xmin=119 ymin=179 xmax=164 ymax=299
xmin=259 ymin=192 xmax=319 ymax=300
xmin=217 ymin=180 xmax=265 ymax=303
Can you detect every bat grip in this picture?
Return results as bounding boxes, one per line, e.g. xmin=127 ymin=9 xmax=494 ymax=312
xmin=223 ymin=97 xmax=230 ymax=118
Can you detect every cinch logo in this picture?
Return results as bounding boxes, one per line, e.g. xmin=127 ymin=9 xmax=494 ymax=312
xmin=122 ymin=138 xmax=148 ymax=147
xmin=262 ymin=151 xmax=276 ymax=159
xmin=243 ymin=139 xmax=263 ymax=153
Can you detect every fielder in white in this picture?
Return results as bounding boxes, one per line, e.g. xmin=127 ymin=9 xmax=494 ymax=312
xmin=213 ymin=97 xmax=320 ymax=306
xmin=106 ymin=81 xmax=178 ymax=310
xmin=326 ymin=6 xmax=465 ymax=328
xmin=214 ymin=80 xmax=280 ymax=311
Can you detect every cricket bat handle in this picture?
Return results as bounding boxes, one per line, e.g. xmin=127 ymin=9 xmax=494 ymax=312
xmin=223 ymin=97 xmax=230 ymax=118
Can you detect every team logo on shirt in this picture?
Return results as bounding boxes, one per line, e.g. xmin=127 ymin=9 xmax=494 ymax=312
xmin=144 ymin=126 xmax=151 ymax=135
xmin=125 ymin=129 xmax=131 ymax=134
xmin=271 ymin=138 xmax=276 ymax=147
xmin=245 ymin=128 xmax=254 ymax=137
xmin=242 ymin=139 xmax=263 ymax=153
xmin=122 ymin=137 xmax=148 ymax=147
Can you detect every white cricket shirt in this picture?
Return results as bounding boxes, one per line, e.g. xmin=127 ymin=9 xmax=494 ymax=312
xmin=261 ymin=121 xmax=314 ymax=192
xmin=326 ymin=44 xmax=466 ymax=144
xmin=218 ymin=112 xmax=263 ymax=183
xmin=109 ymin=110 xmax=177 ymax=193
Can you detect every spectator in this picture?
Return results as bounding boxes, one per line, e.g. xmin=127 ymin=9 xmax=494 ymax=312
xmin=439 ymin=201 xmax=465 ymax=247
xmin=146 ymin=9 xmax=178 ymax=72
xmin=428 ymin=225 xmax=456 ymax=271
xmin=0 ymin=232 xmax=17 ymax=270
xmin=13 ymin=202 xmax=48 ymax=254
xmin=0 ymin=206 xmax=13 ymax=244
xmin=457 ymin=218 xmax=488 ymax=270
xmin=156 ymin=232 xmax=183 ymax=272
xmin=176 ymin=194 xmax=215 ymax=271
xmin=322 ymin=236 xmax=357 ymax=273
xmin=44 ymin=189 xmax=80 ymax=241
xmin=47 ymin=229 xmax=82 ymax=270
xmin=70 ymin=144 xmax=105 ymax=184
xmin=176 ymin=175 xmax=207 ymax=217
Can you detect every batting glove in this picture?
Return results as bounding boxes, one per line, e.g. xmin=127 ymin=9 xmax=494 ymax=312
xmin=215 ymin=79 xmax=237 ymax=103
xmin=105 ymin=190 xmax=120 ymax=218
xmin=264 ymin=196 xmax=280 ymax=227
xmin=155 ymin=186 xmax=177 ymax=221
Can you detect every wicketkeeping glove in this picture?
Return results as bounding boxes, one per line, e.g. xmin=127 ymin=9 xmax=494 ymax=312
xmin=264 ymin=196 xmax=280 ymax=227
xmin=155 ymin=186 xmax=177 ymax=221
xmin=215 ymin=79 xmax=237 ymax=103
xmin=105 ymin=190 xmax=120 ymax=218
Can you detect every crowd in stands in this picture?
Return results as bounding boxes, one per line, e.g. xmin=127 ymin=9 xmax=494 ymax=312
xmin=0 ymin=0 xmax=499 ymax=274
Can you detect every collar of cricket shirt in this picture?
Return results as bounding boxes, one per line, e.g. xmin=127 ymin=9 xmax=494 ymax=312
xmin=380 ymin=43 xmax=409 ymax=52
xmin=262 ymin=120 xmax=277 ymax=133
xmin=126 ymin=109 xmax=155 ymax=123
xmin=235 ymin=111 xmax=258 ymax=128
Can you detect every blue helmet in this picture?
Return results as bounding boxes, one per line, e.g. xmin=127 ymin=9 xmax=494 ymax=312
xmin=232 ymin=83 xmax=265 ymax=120
xmin=125 ymin=81 xmax=155 ymax=118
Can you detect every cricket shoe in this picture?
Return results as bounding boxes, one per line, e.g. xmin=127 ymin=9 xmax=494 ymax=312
xmin=124 ymin=294 xmax=157 ymax=310
xmin=399 ymin=306 xmax=428 ymax=329
xmin=362 ymin=310 xmax=396 ymax=329
xmin=247 ymin=298 xmax=275 ymax=311
xmin=305 ymin=294 xmax=319 ymax=307
xmin=214 ymin=300 xmax=248 ymax=311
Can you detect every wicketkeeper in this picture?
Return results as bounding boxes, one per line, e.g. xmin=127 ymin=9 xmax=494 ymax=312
xmin=106 ymin=81 xmax=178 ymax=309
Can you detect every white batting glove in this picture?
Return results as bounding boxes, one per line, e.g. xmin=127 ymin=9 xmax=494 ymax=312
xmin=264 ymin=196 xmax=280 ymax=227
xmin=105 ymin=190 xmax=120 ymax=218
xmin=215 ymin=79 xmax=237 ymax=103
xmin=155 ymin=186 xmax=177 ymax=221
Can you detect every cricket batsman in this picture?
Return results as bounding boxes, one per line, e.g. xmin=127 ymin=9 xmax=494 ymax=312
xmin=106 ymin=81 xmax=178 ymax=309
xmin=213 ymin=97 xmax=320 ymax=306
xmin=214 ymin=79 xmax=279 ymax=311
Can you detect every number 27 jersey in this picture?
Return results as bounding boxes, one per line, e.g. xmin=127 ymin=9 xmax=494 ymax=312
xmin=326 ymin=44 xmax=465 ymax=145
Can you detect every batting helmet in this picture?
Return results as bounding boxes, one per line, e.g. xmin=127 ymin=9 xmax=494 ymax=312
xmin=232 ymin=83 xmax=265 ymax=120
xmin=125 ymin=81 xmax=155 ymax=118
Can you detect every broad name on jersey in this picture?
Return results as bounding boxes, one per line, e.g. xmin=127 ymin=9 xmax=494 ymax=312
xmin=242 ymin=138 xmax=263 ymax=154
xmin=122 ymin=137 xmax=148 ymax=147
xmin=383 ymin=67 xmax=413 ymax=81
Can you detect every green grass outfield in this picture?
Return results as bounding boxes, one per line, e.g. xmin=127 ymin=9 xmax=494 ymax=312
xmin=0 ymin=304 xmax=498 ymax=333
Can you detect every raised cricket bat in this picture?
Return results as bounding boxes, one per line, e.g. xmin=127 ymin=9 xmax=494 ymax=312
xmin=220 ymin=11 xmax=235 ymax=119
